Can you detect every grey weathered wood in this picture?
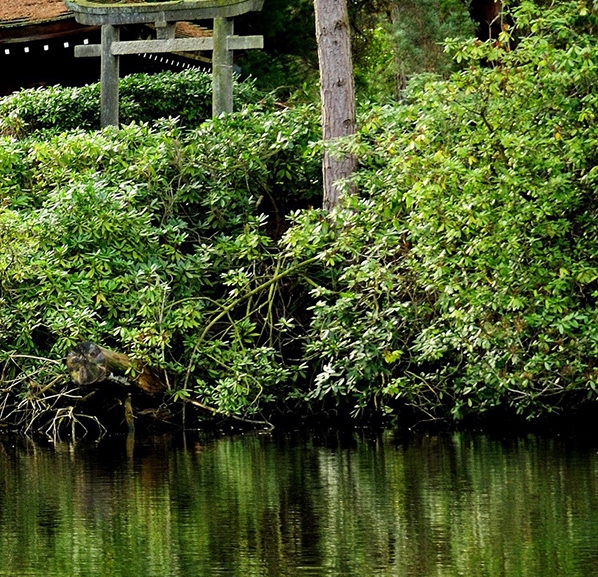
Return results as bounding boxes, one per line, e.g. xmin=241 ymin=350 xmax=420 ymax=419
xmin=155 ymin=21 xmax=176 ymax=40
xmin=113 ymin=38 xmax=214 ymax=54
xmin=76 ymin=35 xmax=263 ymax=57
xmin=75 ymin=44 xmax=102 ymax=58
xmin=227 ymin=35 xmax=263 ymax=50
xmin=212 ymin=17 xmax=234 ymax=117
xmin=101 ymin=24 xmax=120 ymax=128
xmin=66 ymin=341 xmax=165 ymax=394
xmin=64 ymin=0 xmax=264 ymax=25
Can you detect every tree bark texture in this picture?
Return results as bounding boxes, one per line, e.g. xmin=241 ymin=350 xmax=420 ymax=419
xmin=314 ymin=0 xmax=356 ymax=212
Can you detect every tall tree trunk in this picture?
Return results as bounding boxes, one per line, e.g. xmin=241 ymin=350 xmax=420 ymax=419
xmin=314 ymin=0 xmax=356 ymax=212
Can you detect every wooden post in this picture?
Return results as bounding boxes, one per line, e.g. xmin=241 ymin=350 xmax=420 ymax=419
xmin=124 ymin=394 xmax=135 ymax=434
xmin=212 ymin=17 xmax=234 ymax=117
xmin=101 ymin=24 xmax=120 ymax=128
xmin=155 ymin=20 xmax=176 ymax=40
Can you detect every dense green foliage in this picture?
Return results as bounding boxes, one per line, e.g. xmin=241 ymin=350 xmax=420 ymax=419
xmin=351 ymin=0 xmax=475 ymax=100
xmin=0 ymin=69 xmax=264 ymax=135
xmin=1 ymin=1 xmax=598 ymax=436
xmin=236 ymin=0 xmax=319 ymax=95
xmin=0 ymin=85 xmax=321 ymax=433
xmin=298 ymin=0 xmax=598 ymax=420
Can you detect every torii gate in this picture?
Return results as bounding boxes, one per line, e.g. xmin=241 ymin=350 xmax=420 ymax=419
xmin=63 ymin=0 xmax=264 ymax=127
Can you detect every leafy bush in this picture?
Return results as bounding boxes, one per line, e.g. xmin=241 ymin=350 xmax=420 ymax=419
xmin=352 ymin=0 xmax=476 ymax=101
xmin=290 ymin=0 xmax=598 ymax=420
xmin=3 ymin=1 xmax=598 ymax=436
xmin=0 ymin=69 xmax=265 ymax=135
xmin=0 ymin=104 xmax=321 ymax=434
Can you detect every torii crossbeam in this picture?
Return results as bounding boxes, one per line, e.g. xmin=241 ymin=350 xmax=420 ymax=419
xmin=63 ymin=0 xmax=264 ymax=127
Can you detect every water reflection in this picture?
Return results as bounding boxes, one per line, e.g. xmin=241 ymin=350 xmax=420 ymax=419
xmin=0 ymin=431 xmax=597 ymax=577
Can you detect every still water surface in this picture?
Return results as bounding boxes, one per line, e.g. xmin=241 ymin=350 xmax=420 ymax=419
xmin=0 ymin=430 xmax=597 ymax=577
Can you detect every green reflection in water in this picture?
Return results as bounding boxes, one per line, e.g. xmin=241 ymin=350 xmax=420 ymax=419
xmin=0 ymin=431 xmax=597 ymax=577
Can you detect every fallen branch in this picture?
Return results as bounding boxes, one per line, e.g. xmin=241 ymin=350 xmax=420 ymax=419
xmin=186 ymin=398 xmax=274 ymax=430
xmin=66 ymin=342 xmax=165 ymax=394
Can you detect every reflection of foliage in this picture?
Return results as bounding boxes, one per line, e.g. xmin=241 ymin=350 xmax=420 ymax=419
xmin=0 ymin=433 xmax=596 ymax=576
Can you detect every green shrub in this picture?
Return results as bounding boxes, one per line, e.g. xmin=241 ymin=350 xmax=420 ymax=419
xmin=0 ymin=69 xmax=265 ymax=135
xmin=289 ymin=0 xmax=598 ymax=420
xmin=3 ymin=1 xmax=598 ymax=434
xmin=0 ymin=104 xmax=321 ymax=433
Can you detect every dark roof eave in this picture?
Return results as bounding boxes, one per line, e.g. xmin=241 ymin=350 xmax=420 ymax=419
xmin=0 ymin=17 xmax=98 ymax=44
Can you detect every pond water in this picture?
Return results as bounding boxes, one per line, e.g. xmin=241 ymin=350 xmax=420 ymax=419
xmin=0 ymin=430 xmax=597 ymax=577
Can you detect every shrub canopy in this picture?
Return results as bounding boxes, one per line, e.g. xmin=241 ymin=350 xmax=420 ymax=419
xmin=1 ymin=2 xmax=598 ymax=436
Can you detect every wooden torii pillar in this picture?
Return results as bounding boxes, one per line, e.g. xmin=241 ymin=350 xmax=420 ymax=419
xmin=63 ymin=0 xmax=264 ymax=127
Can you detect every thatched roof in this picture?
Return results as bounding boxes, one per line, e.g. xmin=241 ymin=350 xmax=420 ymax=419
xmin=0 ymin=1 xmax=208 ymax=36
xmin=0 ymin=0 xmax=208 ymax=53
xmin=0 ymin=0 xmax=70 ymax=26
